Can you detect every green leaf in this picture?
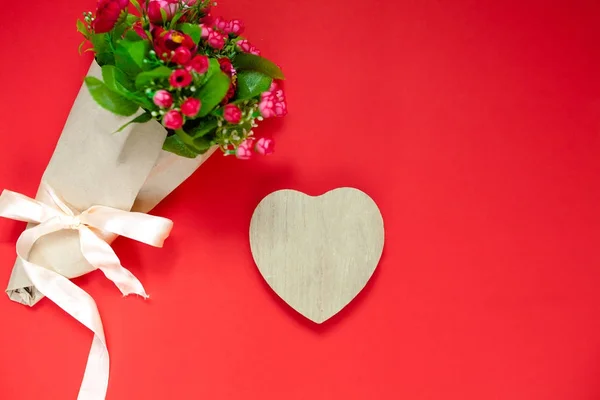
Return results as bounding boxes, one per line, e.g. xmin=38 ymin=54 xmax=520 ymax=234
xmin=170 ymin=13 xmax=183 ymax=28
xmin=160 ymin=8 xmax=168 ymax=24
xmin=178 ymin=23 xmax=201 ymax=44
xmin=114 ymin=112 xmax=153 ymax=133
xmin=85 ymin=77 xmax=139 ymax=116
xmin=190 ymin=119 xmax=218 ymax=138
xmin=195 ymin=70 xmax=231 ymax=117
xmin=233 ymin=53 xmax=285 ymax=80
xmin=102 ymin=65 xmax=135 ymax=94
xmin=124 ymin=29 xmax=143 ymax=41
xmin=90 ymin=33 xmax=114 ymax=66
xmin=77 ymin=20 xmax=88 ymax=37
xmin=193 ymin=136 xmax=213 ymax=151
xmin=115 ymin=40 xmax=149 ymax=77
xmin=163 ymin=134 xmax=199 ymax=158
xmin=135 ymin=66 xmax=173 ymax=89
xmin=236 ymin=70 xmax=272 ymax=100
xmin=112 ymin=23 xmax=128 ymax=44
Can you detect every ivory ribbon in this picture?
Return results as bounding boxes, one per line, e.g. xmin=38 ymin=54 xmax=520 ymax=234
xmin=0 ymin=184 xmax=173 ymax=400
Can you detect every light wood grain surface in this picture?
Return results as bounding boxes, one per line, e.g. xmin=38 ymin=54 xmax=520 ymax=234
xmin=250 ymin=188 xmax=385 ymax=323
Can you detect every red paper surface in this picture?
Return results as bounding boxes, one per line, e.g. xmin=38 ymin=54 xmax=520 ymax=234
xmin=1 ymin=0 xmax=600 ymax=399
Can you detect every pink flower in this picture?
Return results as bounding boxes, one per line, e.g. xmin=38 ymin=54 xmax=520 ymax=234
xmin=259 ymin=95 xmax=276 ymax=118
xmin=214 ymin=17 xmax=231 ymax=32
xmin=93 ymin=0 xmax=129 ymax=33
xmin=236 ymin=140 xmax=253 ymax=160
xmin=173 ymin=47 xmax=192 ymax=65
xmin=228 ymin=19 xmax=244 ymax=35
xmin=153 ymin=90 xmax=173 ymax=108
xmin=236 ymin=39 xmax=260 ymax=55
xmin=148 ymin=0 xmax=180 ymax=25
xmin=207 ymin=30 xmax=226 ymax=49
xmin=181 ymin=98 xmax=202 ymax=117
xmin=163 ymin=110 xmax=183 ymax=129
xmin=200 ymin=25 xmax=211 ymax=38
xmin=170 ymin=69 xmax=193 ymax=88
xmin=259 ymin=82 xmax=287 ymax=117
xmin=255 ymin=137 xmax=275 ymax=155
xmin=187 ymin=55 xmax=209 ymax=74
xmin=223 ymin=104 xmax=242 ymax=124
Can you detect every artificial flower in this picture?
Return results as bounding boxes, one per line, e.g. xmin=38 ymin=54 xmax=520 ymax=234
xmin=187 ymin=55 xmax=209 ymax=74
xmin=181 ymin=98 xmax=202 ymax=117
xmin=153 ymin=90 xmax=173 ymax=108
xmin=170 ymin=69 xmax=193 ymax=87
xmin=93 ymin=0 xmax=128 ymax=33
xmin=153 ymin=28 xmax=196 ymax=62
xmin=148 ymin=0 xmax=179 ymax=25
xmin=224 ymin=104 xmax=242 ymax=124
xmin=163 ymin=110 xmax=184 ymax=129
xmin=236 ymin=39 xmax=260 ymax=55
xmin=235 ymin=140 xmax=253 ymax=159
xmin=255 ymin=137 xmax=275 ymax=155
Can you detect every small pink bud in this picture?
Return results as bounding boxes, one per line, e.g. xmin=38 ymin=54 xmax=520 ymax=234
xmin=214 ymin=17 xmax=231 ymax=32
xmin=200 ymin=24 xmax=211 ymax=38
xmin=153 ymin=90 xmax=173 ymax=108
xmin=236 ymin=140 xmax=253 ymax=160
xmin=255 ymin=137 xmax=275 ymax=155
xmin=181 ymin=98 xmax=201 ymax=117
xmin=162 ymin=110 xmax=183 ymax=130
xmin=258 ymin=94 xmax=276 ymax=118
xmin=228 ymin=19 xmax=244 ymax=35
xmin=172 ymin=47 xmax=192 ymax=65
xmin=223 ymin=104 xmax=242 ymax=124
xmin=236 ymin=39 xmax=260 ymax=55
xmin=207 ymin=30 xmax=226 ymax=49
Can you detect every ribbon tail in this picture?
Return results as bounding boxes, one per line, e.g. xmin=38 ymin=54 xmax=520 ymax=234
xmin=79 ymin=226 xmax=149 ymax=298
xmin=16 ymin=222 xmax=109 ymax=400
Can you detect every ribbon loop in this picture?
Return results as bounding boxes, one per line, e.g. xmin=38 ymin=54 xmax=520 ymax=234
xmin=0 ymin=185 xmax=173 ymax=400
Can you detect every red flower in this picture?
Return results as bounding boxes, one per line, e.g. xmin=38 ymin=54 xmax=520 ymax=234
xmin=224 ymin=104 xmax=242 ymax=124
xmin=218 ymin=58 xmax=235 ymax=76
xmin=93 ymin=0 xmax=128 ymax=34
xmin=173 ymin=47 xmax=192 ymax=65
xmin=132 ymin=21 xmax=147 ymax=39
xmin=163 ymin=110 xmax=184 ymax=129
xmin=181 ymin=98 xmax=202 ymax=117
xmin=153 ymin=28 xmax=196 ymax=62
xmin=187 ymin=55 xmax=209 ymax=74
xmin=170 ymin=69 xmax=193 ymax=88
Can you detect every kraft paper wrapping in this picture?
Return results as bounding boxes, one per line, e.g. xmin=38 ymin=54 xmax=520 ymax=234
xmin=6 ymin=61 xmax=215 ymax=306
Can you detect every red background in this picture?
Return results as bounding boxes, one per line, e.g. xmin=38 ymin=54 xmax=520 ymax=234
xmin=1 ymin=0 xmax=600 ymax=399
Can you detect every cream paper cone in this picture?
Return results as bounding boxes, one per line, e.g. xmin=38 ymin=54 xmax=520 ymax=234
xmin=6 ymin=61 xmax=215 ymax=306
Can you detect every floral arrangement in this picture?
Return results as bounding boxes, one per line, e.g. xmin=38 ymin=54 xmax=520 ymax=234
xmin=77 ymin=0 xmax=286 ymax=159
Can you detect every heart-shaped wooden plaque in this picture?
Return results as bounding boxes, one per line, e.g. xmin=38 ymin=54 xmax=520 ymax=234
xmin=250 ymin=188 xmax=384 ymax=323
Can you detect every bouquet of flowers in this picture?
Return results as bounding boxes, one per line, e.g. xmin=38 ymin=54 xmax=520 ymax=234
xmin=79 ymin=0 xmax=286 ymax=159
xmin=0 ymin=1 xmax=286 ymax=399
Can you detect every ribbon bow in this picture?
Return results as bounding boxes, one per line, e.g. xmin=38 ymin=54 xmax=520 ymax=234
xmin=0 ymin=184 xmax=173 ymax=400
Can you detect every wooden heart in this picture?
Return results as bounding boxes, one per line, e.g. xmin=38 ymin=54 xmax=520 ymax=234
xmin=250 ymin=188 xmax=384 ymax=323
